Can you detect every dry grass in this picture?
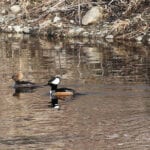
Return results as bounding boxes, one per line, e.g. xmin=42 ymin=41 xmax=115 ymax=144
xmin=0 ymin=0 xmax=149 ymax=39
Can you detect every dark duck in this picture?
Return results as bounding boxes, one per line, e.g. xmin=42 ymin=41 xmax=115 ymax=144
xmin=48 ymin=76 xmax=75 ymax=108
xmin=12 ymin=72 xmax=42 ymax=96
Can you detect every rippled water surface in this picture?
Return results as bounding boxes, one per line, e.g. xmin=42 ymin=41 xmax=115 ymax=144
xmin=0 ymin=33 xmax=150 ymax=150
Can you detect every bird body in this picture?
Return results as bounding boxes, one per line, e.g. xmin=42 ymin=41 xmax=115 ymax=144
xmin=12 ymin=72 xmax=43 ymax=97
xmin=50 ymin=87 xmax=75 ymax=97
xmin=12 ymin=72 xmax=37 ymax=88
xmin=48 ymin=76 xmax=75 ymax=97
xmin=48 ymin=76 xmax=75 ymax=108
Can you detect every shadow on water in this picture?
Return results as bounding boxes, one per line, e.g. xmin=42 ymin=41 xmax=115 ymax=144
xmin=0 ymin=33 xmax=150 ymax=149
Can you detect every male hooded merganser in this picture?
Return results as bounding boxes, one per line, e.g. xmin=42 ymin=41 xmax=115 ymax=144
xmin=48 ymin=76 xmax=75 ymax=97
xmin=48 ymin=76 xmax=75 ymax=108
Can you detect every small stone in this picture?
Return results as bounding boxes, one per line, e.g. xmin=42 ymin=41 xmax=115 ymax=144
xmin=96 ymin=32 xmax=102 ymax=36
xmin=53 ymin=14 xmax=61 ymax=23
xmin=7 ymin=26 xmax=13 ymax=32
xmin=105 ymin=35 xmax=114 ymax=39
xmin=82 ymin=32 xmax=89 ymax=37
xmin=10 ymin=5 xmax=21 ymax=14
xmin=68 ymin=27 xmax=84 ymax=36
xmin=0 ymin=16 xmax=5 ymax=23
xmin=1 ymin=9 xmax=8 ymax=15
xmin=42 ymin=6 xmax=47 ymax=12
xmin=13 ymin=25 xmax=22 ymax=33
xmin=56 ymin=22 xmax=63 ymax=28
xmin=70 ymin=20 xmax=75 ymax=24
xmin=68 ymin=28 xmax=75 ymax=34
xmin=106 ymin=38 xmax=114 ymax=43
xmin=76 ymin=27 xmax=85 ymax=33
xmin=136 ymin=36 xmax=143 ymax=41
xmin=23 ymin=26 xmax=32 ymax=34
xmin=39 ymin=20 xmax=51 ymax=29
xmin=7 ymin=14 xmax=16 ymax=21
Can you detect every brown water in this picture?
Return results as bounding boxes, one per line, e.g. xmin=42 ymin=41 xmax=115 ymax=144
xmin=0 ymin=33 xmax=150 ymax=150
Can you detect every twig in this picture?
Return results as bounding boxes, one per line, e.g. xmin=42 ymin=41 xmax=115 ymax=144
xmin=108 ymin=0 xmax=116 ymax=5
xmin=78 ymin=0 xmax=81 ymax=25
xmin=52 ymin=0 xmax=65 ymax=8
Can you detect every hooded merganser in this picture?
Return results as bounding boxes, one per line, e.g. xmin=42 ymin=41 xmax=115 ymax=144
xmin=12 ymin=72 xmax=43 ymax=97
xmin=12 ymin=72 xmax=41 ymax=88
xmin=48 ymin=76 xmax=75 ymax=97
xmin=48 ymin=76 xmax=75 ymax=108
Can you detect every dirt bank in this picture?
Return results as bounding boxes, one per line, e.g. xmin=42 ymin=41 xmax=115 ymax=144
xmin=0 ymin=0 xmax=149 ymax=42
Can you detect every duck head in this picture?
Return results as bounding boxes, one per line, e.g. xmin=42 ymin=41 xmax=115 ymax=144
xmin=48 ymin=76 xmax=61 ymax=86
xmin=12 ymin=72 xmax=24 ymax=82
xmin=48 ymin=76 xmax=61 ymax=90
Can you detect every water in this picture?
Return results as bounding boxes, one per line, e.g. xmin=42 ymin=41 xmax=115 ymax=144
xmin=0 ymin=33 xmax=150 ymax=150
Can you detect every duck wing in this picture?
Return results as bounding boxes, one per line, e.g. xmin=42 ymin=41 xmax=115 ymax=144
xmin=14 ymin=81 xmax=37 ymax=88
xmin=56 ymin=88 xmax=75 ymax=93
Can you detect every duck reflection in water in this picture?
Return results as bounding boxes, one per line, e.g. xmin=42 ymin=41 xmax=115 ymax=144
xmin=48 ymin=76 xmax=75 ymax=109
xmin=12 ymin=72 xmax=43 ymax=97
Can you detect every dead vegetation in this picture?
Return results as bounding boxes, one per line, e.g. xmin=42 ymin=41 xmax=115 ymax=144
xmin=0 ymin=0 xmax=149 ymax=40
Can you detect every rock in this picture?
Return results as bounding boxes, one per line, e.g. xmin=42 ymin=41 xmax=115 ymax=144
xmin=135 ymin=36 xmax=143 ymax=41
xmin=96 ymin=30 xmax=108 ymax=38
xmin=10 ymin=5 xmax=21 ymax=14
xmin=106 ymin=38 xmax=114 ymax=43
xmin=68 ymin=28 xmax=76 ymax=36
xmin=13 ymin=25 xmax=22 ymax=33
xmin=1 ymin=9 xmax=8 ymax=15
xmin=68 ymin=27 xmax=85 ymax=36
xmin=56 ymin=22 xmax=63 ymax=28
xmin=76 ymin=27 xmax=85 ymax=33
xmin=7 ymin=26 xmax=13 ymax=32
xmin=39 ymin=20 xmax=52 ymax=29
xmin=42 ymin=6 xmax=48 ymax=12
xmin=53 ymin=13 xmax=61 ymax=23
xmin=82 ymin=32 xmax=89 ymax=37
xmin=105 ymin=35 xmax=114 ymax=39
xmin=0 ymin=16 xmax=5 ymax=23
xmin=82 ymin=6 xmax=105 ymax=25
xmin=95 ymin=31 xmax=103 ymax=37
xmin=6 ymin=14 xmax=16 ymax=22
xmin=23 ymin=26 xmax=32 ymax=34
xmin=70 ymin=20 xmax=75 ymax=24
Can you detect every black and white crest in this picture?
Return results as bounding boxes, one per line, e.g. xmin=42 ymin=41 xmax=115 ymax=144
xmin=48 ymin=76 xmax=61 ymax=85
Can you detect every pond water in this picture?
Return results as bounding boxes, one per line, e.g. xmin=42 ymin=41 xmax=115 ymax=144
xmin=0 ymin=33 xmax=150 ymax=150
